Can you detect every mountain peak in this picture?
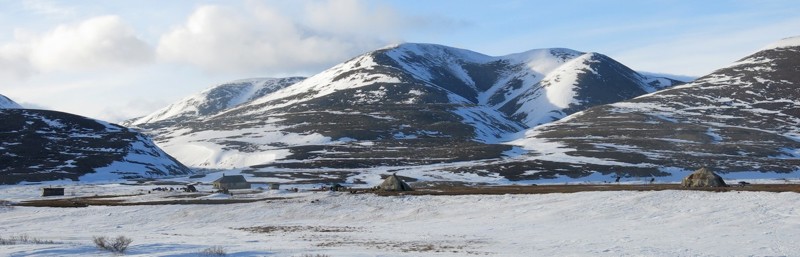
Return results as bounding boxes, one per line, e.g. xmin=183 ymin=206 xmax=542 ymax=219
xmin=763 ymin=35 xmax=800 ymax=50
xmin=0 ymin=94 xmax=22 ymax=109
xmin=507 ymin=36 xmax=800 ymax=180
xmin=124 ymin=77 xmax=304 ymax=126
xmin=129 ymin=42 xmax=683 ymax=172
xmin=377 ymin=42 xmax=493 ymax=64
xmin=0 ymin=108 xmax=191 ymax=184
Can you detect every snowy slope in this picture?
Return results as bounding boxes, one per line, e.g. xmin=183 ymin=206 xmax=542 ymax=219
xmin=0 ymin=93 xmax=22 ymax=109
xmin=494 ymin=51 xmax=677 ymax=126
xmin=761 ymin=35 xmax=800 ymax=50
xmin=494 ymin=36 xmax=800 ymax=179
xmin=0 ymin=108 xmax=191 ymax=184
xmin=235 ymin=44 xmax=676 ymax=127
xmin=2 ymin=186 xmax=800 ymax=256
xmin=123 ymin=77 xmax=304 ymax=127
xmin=130 ymin=43 xmax=683 ymax=182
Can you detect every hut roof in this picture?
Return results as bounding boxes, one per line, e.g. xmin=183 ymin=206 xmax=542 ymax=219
xmin=379 ymin=174 xmax=413 ymax=191
xmin=681 ymin=167 xmax=727 ymax=187
xmin=214 ymin=174 xmax=247 ymax=183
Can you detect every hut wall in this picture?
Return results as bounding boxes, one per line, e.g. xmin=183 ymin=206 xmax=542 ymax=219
xmin=42 ymin=188 xmax=65 ymax=197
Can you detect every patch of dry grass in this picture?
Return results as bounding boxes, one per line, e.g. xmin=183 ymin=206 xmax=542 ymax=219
xmin=0 ymin=234 xmax=57 ymax=245
xmin=237 ymin=225 xmax=361 ymax=234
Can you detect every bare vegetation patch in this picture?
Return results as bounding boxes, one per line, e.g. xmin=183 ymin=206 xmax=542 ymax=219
xmin=18 ymin=196 xmax=286 ymax=208
xmin=237 ymin=225 xmax=362 ymax=234
xmin=0 ymin=234 xmax=57 ymax=245
xmin=0 ymin=200 xmax=13 ymax=211
xmin=199 ymin=246 xmax=227 ymax=256
xmin=315 ymin=238 xmax=488 ymax=255
xmin=373 ymin=183 xmax=800 ymax=196
xmin=93 ymin=235 xmax=132 ymax=253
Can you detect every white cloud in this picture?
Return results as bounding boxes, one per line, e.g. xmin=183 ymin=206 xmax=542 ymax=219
xmin=31 ymin=15 xmax=154 ymax=72
xmin=157 ymin=1 xmax=424 ymax=74
xmin=2 ymin=1 xmax=467 ymax=122
xmin=611 ymin=17 xmax=800 ymax=77
xmin=98 ymin=98 xmax=171 ymax=123
xmin=21 ymin=0 xmax=76 ymax=17
xmin=303 ymin=0 xmax=404 ymax=37
xmin=0 ymin=15 xmax=154 ymax=79
xmin=0 ymin=38 xmax=34 ymax=79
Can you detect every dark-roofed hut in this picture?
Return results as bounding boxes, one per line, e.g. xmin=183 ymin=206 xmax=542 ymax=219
xmin=681 ymin=167 xmax=727 ymax=187
xmin=378 ymin=174 xmax=413 ymax=191
xmin=213 ymin=174 xmax=249 ymax=190
xmin=42 ymin=187 xmax=65 ymax=197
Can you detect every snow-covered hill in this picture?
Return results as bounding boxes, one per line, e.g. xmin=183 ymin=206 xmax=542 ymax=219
xmin=128 ymin=43 xmax=682 ymax=183
xmin=233 ymin=43 xmax=677 ymax=128
xmin=491 ymin=36 xmax=800 ymax=180
xmin=122 ymin=77 xmax=304 ymax=127
xmin=0 ymin=108 xmax=191 ymax=184
xmin=0 ymin=94 xmax=22 ymax=109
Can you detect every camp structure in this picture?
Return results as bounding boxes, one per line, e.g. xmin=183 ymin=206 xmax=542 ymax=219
xmin=42 ymin=187 xmax=65 ymax=197
xmin=213 ymin=174 xmax=250 ymax=190
xmin=269 ymin=183 xmax=280 ymax=190
xmin=378 ymin=173 xmax=413 ymax=191
xmin=327 ymin=183 xmax=343 ymax=191
xmin=681 ymin=167 xmax=727 ymax=187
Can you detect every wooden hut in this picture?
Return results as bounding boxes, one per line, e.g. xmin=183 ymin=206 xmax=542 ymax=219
xmin=213 ymin=174 xmax=249 ymax=190
xmin=42 ymin=187 xmax=65 ymax=197
xmin=681 ymin=167 xmax=727 ymax=187
xmin=378 ymin=174 xmax=413 ymax=191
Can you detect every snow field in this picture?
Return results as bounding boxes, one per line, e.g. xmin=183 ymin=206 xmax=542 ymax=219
xmin=2 ymin=188 xmax=800 ymax=256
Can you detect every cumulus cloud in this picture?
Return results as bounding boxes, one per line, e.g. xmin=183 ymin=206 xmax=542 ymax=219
xmin=98 ymin=98 xmax=171 ymax=123
xmin=0 ymin=38 xmax=34 ymax=79
xmin=21 ymin=0 xmax=76 ymax=17
xmin=31 ymin=15 xmax=154 ymax=72
xmin=0 ymin=15 xmax=154 ymax=79
xmin=157 ymin=0 xmax=439 ymax=74
xmin=303 ymin=0 xmax=404 ymax=37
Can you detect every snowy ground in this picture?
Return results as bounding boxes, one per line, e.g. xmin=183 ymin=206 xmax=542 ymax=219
xmin=1 ymin=183 xmax=800 ymax=256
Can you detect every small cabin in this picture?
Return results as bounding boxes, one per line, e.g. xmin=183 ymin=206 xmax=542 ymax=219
xmin=213 ymin=174 xmax=249 ymax=190
xmin=42 ymin=187 xmax=65 ymax=197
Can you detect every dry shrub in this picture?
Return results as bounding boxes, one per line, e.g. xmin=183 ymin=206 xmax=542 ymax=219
xmin=200 ymin=246 xmax=227 ymax=256
xmin=93 ymin=235 xmax=132 ymax=253
xmin=0 ymin=234 xmax=56 ymax=245
xmin=0 ymin=200 xmax=13 ymax=211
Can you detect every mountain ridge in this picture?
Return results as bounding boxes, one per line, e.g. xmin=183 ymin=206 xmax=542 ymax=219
xmin=0 ymin=94 xmax=22 ymax=109
xmin=0 ymin=107 xmax=191 ymax=184
xmin=127 ymin=42 xmax=684 ymax=183
xmin=488 ymin=36 xmax=800 ymax=180
xmin=123 ymin=77 xmax=305 ymax=127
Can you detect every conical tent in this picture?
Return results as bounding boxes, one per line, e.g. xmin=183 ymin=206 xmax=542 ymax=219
xmin=379 ymin=174 xmax=413 ymax=191
xmin=681 ymin=167 xmax=727 ymax=187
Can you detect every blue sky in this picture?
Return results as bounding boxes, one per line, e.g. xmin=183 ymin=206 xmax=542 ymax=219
xmin=1 ymin=0 xmax=799 ymax=122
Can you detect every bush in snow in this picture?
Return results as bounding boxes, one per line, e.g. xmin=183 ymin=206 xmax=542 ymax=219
xmin=0 ymin=200 xmax=12 ymax=211
xmin=199 ymin=246 xmax=227 ymax=256
xmin=93 ymin=235 xmax=132 ymax=253
xmin=0 ymin=234 xmax=56 ymax=245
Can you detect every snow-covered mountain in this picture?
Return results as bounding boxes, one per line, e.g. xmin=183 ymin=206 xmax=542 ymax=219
xmin=230 ymin=44 xmax=679 ymax=128
xmin=122 ymin=77 xmax=304 ymax=127
xmin=0 ymin=94 xmax=22 ymax=109
xmin=0 ymin=108 xmax=191 ymax=184
xmin=128 ymin=43 xmax=682 ymax=183
xmin=490 ymin=36 xmax=800 ymax=180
